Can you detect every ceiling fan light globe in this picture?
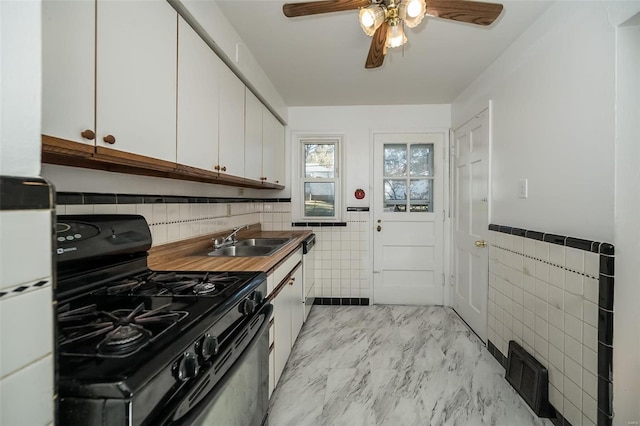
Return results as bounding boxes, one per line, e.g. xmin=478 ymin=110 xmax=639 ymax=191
xmin=359 ymin=6 xmax=385 ymax=36
xmin=398 ymin=0 xmax=426 ymax=27
xmin=385 ymin=22 xmax=407 ymax=48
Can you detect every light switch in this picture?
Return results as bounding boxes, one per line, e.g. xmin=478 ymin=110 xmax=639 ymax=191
xmin=518 ymin=179 xmax=528 ymax=198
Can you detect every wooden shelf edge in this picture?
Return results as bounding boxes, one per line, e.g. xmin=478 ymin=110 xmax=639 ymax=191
xmin=41 ymin=135 xmax=284 ymax=191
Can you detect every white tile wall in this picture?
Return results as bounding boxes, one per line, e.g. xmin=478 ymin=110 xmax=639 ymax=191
xmin=289 ymin=211 xmax=370 ymax=301
xmin=0 ymin=209 xmax=54 ymax=425
xmin=487 ymin=231 xmax=599 ymax=426
xmin=58 ymin=201 xmax=267 ymax=247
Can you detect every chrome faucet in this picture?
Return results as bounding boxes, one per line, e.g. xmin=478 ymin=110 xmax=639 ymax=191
xmin=213 ymin=224 xmax=250 ymax=250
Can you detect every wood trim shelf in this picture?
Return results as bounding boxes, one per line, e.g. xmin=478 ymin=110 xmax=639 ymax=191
xmin=42 ymin=135 xmax=285 ymax=190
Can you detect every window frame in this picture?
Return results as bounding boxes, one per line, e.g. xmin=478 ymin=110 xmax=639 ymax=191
xmin=294 ymin=134 xmax=343 ymax=222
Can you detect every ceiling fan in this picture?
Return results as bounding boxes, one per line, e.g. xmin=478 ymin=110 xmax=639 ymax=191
xmin=282 ymin=0 xmax=504 ymax=69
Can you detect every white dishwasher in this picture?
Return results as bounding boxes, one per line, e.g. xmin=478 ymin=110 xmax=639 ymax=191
xmin=302 ymin=234 xmax=316 ymax=321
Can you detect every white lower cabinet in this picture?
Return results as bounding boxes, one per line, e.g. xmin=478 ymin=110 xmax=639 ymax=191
xmin=268 ymin=248 xmax=304 ymax=394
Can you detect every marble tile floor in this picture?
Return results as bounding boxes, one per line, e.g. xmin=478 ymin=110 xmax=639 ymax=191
xmin=268 ymin=305 xmax=554 ymax=426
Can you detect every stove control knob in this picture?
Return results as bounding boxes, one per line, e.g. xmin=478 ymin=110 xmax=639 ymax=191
xmin=199 ymin=333 xmax=219 ymax=361
xmin=175 ymin=352 xmax=199 ymax=382
xmin=240 ymin=298 xmax=257 ymax=316
xmin=252 ymin=291 xmax=263 ymax=304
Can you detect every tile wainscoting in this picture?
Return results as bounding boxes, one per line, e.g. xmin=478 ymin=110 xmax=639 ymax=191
xmin=0 ymin=176 xmax=55 ymax=426
xmin=293 ymin=210 xmax=371 ymax=301
xmin=56 ymin=193 xmax=371 ymax=303
xmin=55 ymin=192 xmax=293 ymax=246
xmin=487 ymin=224 xmax=614 ymax=426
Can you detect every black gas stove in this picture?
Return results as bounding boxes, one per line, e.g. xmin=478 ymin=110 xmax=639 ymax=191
xmin=55 ymin=215 xmax=271 ymax=426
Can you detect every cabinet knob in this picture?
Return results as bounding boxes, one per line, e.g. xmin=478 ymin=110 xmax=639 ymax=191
xmin=81 ymin=129 xmax=95 ymax=140
xmin=221 ymin=166 xmax=227 ymax=172
xmin=214 ymin=165 xmax=220 ymax=171
xmin=103 ymin=134 xmax=116 ymax=144
xmin=275 ymin=180 xmax=279 ymax=184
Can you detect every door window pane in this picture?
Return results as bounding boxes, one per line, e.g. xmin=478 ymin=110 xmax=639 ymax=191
xmin=305 ymin=144 xmax=335 ymax=178
xmin=383 ymin=144 xmax=407 ymax=177
xmin=383 ymin=179 xmax=407 ymax=212
xmin=410 ymin=144 xmax=433 ymax=177
xmin=304 ymin=182 xmax=335 ymax=217
xmin=409 ymin=179 xmax=433 ymax=212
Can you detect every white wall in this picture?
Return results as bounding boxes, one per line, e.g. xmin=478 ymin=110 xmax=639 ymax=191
xmin=452 ymin=2 xmax=621 ymax=243
xmin=287 ymin=104 xmax=451 ymax=218
xmin=453 ymin=2 xmax=640 ymax=423
xmin=0 ymin=0 xmax=42 ymax=177
xmin=613 ymin=11 xmax=640 ymax=426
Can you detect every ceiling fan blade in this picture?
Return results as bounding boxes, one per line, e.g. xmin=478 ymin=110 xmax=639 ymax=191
xmin=365 ymin=21 xmax=388 ymax=69
xmin=283 ymin=0 xmax=370 ymax=18
xmin=426 ymin=0 xmax=503 ymax=26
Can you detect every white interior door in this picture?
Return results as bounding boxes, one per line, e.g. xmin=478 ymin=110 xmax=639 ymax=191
xmin=373 ymin=132 xmax=445 ymax=305
xmin=452 ymin=109 xmax=490 ymax=341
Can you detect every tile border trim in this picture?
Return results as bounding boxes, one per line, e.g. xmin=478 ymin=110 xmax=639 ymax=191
xmin=0 ymin=176 xmax=54 ymax=211
xmin=0 ymin=279 xmax=50 ymax=300
xmin=312 ymin=297 xmax=369 ymax=306
xmin=57 ymin=191 xmax=291 ymax=205
xmin=292 ymin=222 xmax=347 ymax=227
xmin=489 ymin=223 xmax=615 ymax=425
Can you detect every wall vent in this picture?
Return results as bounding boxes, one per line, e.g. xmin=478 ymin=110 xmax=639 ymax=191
xmin=505 ymin=340 xmax=554 ymax=418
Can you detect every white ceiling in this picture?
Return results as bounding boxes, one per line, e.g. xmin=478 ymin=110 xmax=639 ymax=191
xmin=217 ymin=0 xmax=551 ymax=106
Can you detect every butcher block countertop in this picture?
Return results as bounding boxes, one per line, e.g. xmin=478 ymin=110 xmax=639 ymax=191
xmin=148 ymin=224 xmax=312 ymax=274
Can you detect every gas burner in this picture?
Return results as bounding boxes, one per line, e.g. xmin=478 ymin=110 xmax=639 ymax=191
xmin=58 ymin=303 xmax=188 ymax=358
xmin=98 ymin=324 xmax=151 ymax=355
xmin=192 ymin=282 xmax=218 ymax=295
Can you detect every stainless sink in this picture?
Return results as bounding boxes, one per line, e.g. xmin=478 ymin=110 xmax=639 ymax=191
xmin=235 ymin=238 xmax=290 ymax=247
xmin=207 ymin=245 xmax=275 ymax=257
xmin=206 ymin=238 xmax=291 ymax=257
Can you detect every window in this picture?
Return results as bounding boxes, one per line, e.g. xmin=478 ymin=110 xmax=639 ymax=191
xmin=299 ymin=137 xmax=341 ymax=220
xmin=383 ymin=143 xmax=434 ymax=212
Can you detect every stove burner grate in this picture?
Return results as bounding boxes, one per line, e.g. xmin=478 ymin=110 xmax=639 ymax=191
xmin=58 ymin=303 xmax=188 ymax=358
xmin=94 ymin=272 xmax=243 ymax=297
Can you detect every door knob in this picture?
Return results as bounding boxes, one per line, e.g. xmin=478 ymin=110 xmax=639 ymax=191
xmin=377 ymin=225 xmax=381 ymax=232
xmin=475 ymin=240 xmax=487 ymax=248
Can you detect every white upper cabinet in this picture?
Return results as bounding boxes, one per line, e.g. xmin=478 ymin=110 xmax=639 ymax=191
xmin=262 ymin=109 xmax=285 ymax=185
xmin=218 ymin=65 xmax=245 ymax=176
xmin=177 ymin=18 xmax=220 ymax=171
xmin=42 ymin=0 xmax=95 ymax=145
xmin=96 ymin=0 xmax=177 ymax=162
xmin=244 ymin=89 xmax=263 ymax=182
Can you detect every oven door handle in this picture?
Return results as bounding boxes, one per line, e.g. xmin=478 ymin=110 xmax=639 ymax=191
xmin=169 ymin=302 xmax=273 ymax=426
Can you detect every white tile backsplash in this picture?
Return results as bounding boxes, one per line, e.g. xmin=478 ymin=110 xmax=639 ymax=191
xmin=0 ymin=206 xmax=54 ymax=425
xmin=0 ymin=210 xmax=52 ymax=290
xmin=0 ymin=354 xmax=54 ymax=426
xmin=488 ymin=231 xmax=602 ymax=424
xmin=0 ymin=284 xmax=53 ymax=378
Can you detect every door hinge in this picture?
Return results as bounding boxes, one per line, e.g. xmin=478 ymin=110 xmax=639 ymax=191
xmin=442 ymin=273 xmax=446 ymax=287
xmin=443 ymin=210 xmax=445 ymax=222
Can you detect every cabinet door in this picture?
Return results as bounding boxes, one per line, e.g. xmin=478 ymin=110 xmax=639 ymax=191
xmin=272 ymin=288 xmax=291 ymax=385
xmin=290 ymin=266 xmax=304 ymax=345
xmin=42 ymin=0 xmax=95 ymax=145
xmin=244 ymin=89 xmax=263 ymax=182
xmin=177 ymin=18 xmax=219 ymax=171
xmin=262 ymin=110 xmax=285 ymax=185
xmin=96 ymin=0 xmax=177 ymax=161
xmin=218 ymin=66 xmax=245 ymax=176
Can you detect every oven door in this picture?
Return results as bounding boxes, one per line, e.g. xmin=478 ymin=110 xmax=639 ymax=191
xmin=159 ymin=303 xmax=272 ymax=426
